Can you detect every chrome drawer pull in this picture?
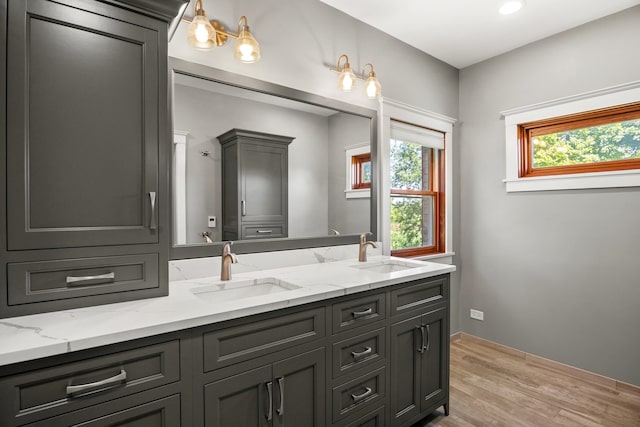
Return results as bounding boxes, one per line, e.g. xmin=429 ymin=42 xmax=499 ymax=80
xmin=351 ymin=386 xmax=373 ymax=402
xmin=66 ymin=272 xmax=115 ymax=284
xmin=256 ymin=230 xmax=273 ymax=234
xmin=149 ymin=191 xmax=157 ymax=230
xmin=241 ymin=200 xmax=247 ymax=216
xmin=416 ymin=326 xmax=425 ymax=353
xmin=352 ymin=307 xmax=373 ymax=318
xmin=425 ymin=324 xmax=431 ymax=352
xmin=266 ymin=381 xmax=273 ymax=421
xmin=66 ymin=369 xmax=127 ymax=395
xmin=351 ymin=346 xmax=373 ymax=359
xmin=276 ymin=376 xmax=285 ymax=416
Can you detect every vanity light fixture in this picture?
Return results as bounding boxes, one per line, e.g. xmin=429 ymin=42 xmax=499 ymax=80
xmin=184 ymin=0 xmax=261 ymax=63
xmin=330 ymin=54 xmax=382 ymax=99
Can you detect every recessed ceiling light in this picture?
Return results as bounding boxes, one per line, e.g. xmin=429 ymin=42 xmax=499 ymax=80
xmin=499 ymin=0 xmax=525 ymax=15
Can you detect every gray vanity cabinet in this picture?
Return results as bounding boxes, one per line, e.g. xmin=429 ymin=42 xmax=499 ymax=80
xmin=204 ymin=348 xmax=325 ymax=426
xmin=218 ymin=129 xmax=294 ymax=241
xmin=1 ymin=0 xmax=185 ymax=317
xmin=389 ymin=297 xmax=449 ymax=426
xmin=6 ymin=0 xmax=161 ymax=250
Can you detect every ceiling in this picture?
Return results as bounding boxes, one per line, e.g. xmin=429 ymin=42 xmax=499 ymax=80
xmin=318 ymin=0 xmax=640 ymax=69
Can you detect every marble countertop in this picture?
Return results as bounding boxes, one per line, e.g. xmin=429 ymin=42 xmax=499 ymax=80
xmin=0 ymin=255 xmax=455 ymax=367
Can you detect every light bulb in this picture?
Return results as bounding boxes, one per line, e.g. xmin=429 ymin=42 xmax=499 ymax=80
xmin=338 ymin=66 xmax=356 ymax=92
xmin=187 ymin=15 xmax=216 ymax=49
xmin=365 ymin=75 xmax=381 ymax=99
xmin=234 ymin=25 xmax=260 ymax=63
xmin=194 ymin=23 xmax=209 ymax=43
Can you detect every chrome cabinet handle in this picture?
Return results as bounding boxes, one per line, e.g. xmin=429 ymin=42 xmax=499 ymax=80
xmin=276 ymin=376 xmax=285 ymax=416
xmin=66 ymin=272 xmax=115 ymax=284
xmin=66 ymin=369 xmax=126 ymax=396
xmin=351 ymin=386 xmax=373 ymax=402
xmin=352 ymin=307 xmax=373 ymax=318
xmin=149 ymin=192 xmax=157 ymax=230
xmin=266 ymin=381 xmax=273 ymax=421
xmin=241 ymin=200 xmax=246 ymax=216
xmin=351 ymin=346 xmax=373 ymax=360
xmin=416 ymin=326 xmax=425 ymax=353
xmin=256 ymin=230 xmax=273 ymax=234
xmin=425 ymin=324 xmax=431 ymax=352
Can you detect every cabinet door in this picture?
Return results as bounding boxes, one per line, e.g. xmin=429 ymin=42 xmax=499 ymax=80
xmin=419 ymin=309 xmax=449 ymax=412
xmin=7 ymin=0 xmax=160 ymax=250
xmin=272 ymin=347 xmax=325 ymax=427
xmin=389 ymin=314 xmax=423 ymax=426
xmin=204 ymin=365 xmax=272 ymax=427
xmin=240 ymin=142 xmax=287 ymax=224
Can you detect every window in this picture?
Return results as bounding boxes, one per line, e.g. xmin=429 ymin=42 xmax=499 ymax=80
xmin=345 ymin=144 xmax=370 ymax=199
xmin=389 ymin=120 xmax=445 ymax=257
xmin=503 ymin=82 xmax=640 ymax=192
xmin=519 ymin=102 xmax=640 ymax=178
xmin=352 ymin=153 xmax=371 ymax=189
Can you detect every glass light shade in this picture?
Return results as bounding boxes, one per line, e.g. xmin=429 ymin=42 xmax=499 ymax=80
xmin=234 ymin=27 xmax=261 ymax=63
xmin=365 ymin=75 xmax=381 ymax=99
xmin=338 ymin=66 xmax=357 ymax=92
xmin=187 ymin=15 xmax=216 ymax=49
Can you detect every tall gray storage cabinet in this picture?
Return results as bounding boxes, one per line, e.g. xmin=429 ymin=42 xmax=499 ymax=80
xmin=218 ymin=129 xmax=295 ymax=241
xmin=0 ymin=0 xmax=186 ymax=318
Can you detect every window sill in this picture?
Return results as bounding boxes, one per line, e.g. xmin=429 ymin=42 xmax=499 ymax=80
xmin=409 ymin=252 xmax=455 ymax=265
xmin=503 ymin=169 xmax=640 ymax=192
xmin=345 ymin=189 xmax=370 ymax=199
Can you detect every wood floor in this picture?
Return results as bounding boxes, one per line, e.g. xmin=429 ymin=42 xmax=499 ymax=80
xmin=414 ymin=336 xmax=640 ymax=426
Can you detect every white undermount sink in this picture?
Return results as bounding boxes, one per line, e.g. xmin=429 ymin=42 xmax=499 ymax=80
xmin=351 ymin=259 xmax=421 ymax=274
xmin=191 ymin=277 xmax=301 ymax=303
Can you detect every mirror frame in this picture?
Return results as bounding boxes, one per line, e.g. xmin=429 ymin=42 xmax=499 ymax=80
xmin=169 ymin=57 xmax=378 ymax=259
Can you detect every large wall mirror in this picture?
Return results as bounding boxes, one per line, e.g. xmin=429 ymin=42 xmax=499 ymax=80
xmin=170 ymin=58 xmax=378 ymax=258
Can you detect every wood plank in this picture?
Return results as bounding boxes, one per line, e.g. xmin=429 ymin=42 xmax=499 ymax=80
xmin=413 ymin=337 xmax=640 ymax=426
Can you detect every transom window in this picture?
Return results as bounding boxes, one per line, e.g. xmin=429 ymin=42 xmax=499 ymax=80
xmin=390 ymin=120 xmax=445 ymax=257
xmin=519 ymin=102 xmax=640 ymax=178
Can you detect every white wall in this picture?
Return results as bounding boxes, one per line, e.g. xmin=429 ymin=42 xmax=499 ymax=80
xmin=458 ymin=6 xmax=640 ymax=386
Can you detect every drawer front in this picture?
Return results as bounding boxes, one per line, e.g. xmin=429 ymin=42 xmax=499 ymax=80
xmin=332 ymin=367 xmax=386 ymax=423
xmin=332 ymin=293 xmax=385 ymax=334
xmin=343 ymin=406 xmax=385 ymax=427
xmin=25 ymin=394 xmax=181 ymax=427
xmin=0 ymin=340 xmax=180 ymax=425
xmin=203 ymin=307 xmax=325 ymax=372
xmin=241 ymin=223 xmax=287 ymax=239
xmin=332 ymin=328 xmax=386 ymax=379
xmin=390 ymin=276 xmax=449 ymax=317
xmin=7 ymin=254 xmax=159 ymax=305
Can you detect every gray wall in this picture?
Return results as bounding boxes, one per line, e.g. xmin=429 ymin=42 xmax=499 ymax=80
xmin=169 ymin=0 xmax=461 ymax=331
xmin=173 ymin=84 xmax=331 ymax=243
xmin=327 ymin=112 xmax=371 ymax=235
xmin=458 ymin=6 xmax=640 ymax=386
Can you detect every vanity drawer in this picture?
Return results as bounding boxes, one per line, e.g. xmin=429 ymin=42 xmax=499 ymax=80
xmin=332 ymin=366 xmax=386 ymax=423
xmin=0 ymin=340 xmax=180 ymax=425
xmin=7 ymin=254 xmax=159 ymax=306
xmin=332 ymin=292 xmax=386 ymax=334
xmin=241 ymin=223 xmax=287 ymax=239
xmin=202 ymin=306 xmax=326 ymax=372
xmin=332 ymin=328 xmax=386 ymax=379
xmin=390 ymin=275 xmax=449 ymax=317
xmin=342 ymin=406 xmax=385 ymax=427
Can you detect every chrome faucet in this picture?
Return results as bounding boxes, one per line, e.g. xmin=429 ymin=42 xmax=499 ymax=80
xmin=359 ymin=232 xmax=378 ymax=262
xmin=220 ymin=241 xmax=238 ymax=281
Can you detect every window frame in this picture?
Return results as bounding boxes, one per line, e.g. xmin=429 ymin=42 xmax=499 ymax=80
xmin=352 ymin=152 xmax=372 ymax=189
xmin=502 ymin=81 xmax=640 ymax=193
xmin=518 ymin=102 xmax=640 ymax=178
xmin=389 ymin=138 xmax=446 ymax=257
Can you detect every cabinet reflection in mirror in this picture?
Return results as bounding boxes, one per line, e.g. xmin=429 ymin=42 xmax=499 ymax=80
xmin=170 ymin=58 xmax=377 ymax=257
